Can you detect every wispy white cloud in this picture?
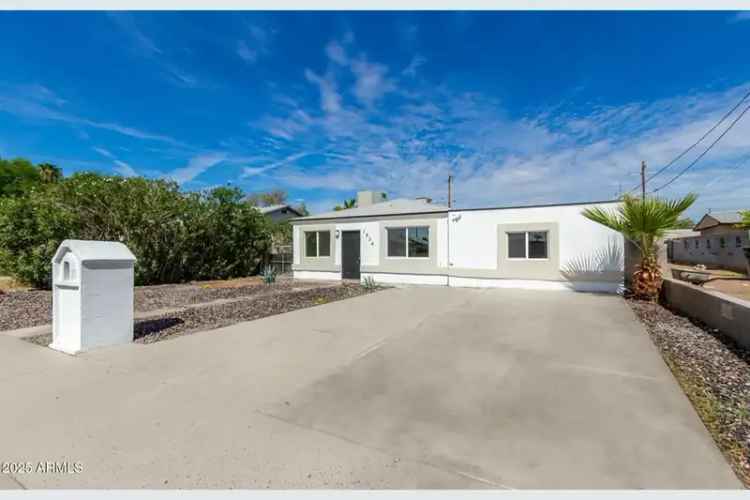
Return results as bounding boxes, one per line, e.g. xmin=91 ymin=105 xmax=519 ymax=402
xmin=304 ymin=69 xmax=342 ymax=114
xmin=168 ymin=152 xmax=227 ymax=184
xmin=258 ymin=62 xmax=750 ymax=217
xmin=402 ymin=55 xmax=426 ymax=78
xmin=108 ymin=12 xmax=199 ymax=88
xmin=350 ymin=57 xmax=396 ymax=107
xmin=92 ymin=146 xmax=114 ymax=159
xmin=325 ymin=40 xmax=348 ymax=66
xmin=241 ymin=152 xmax=310 ymax=178
xmin=113 ymin=160 xmax=138 ymax=177
xmin=321 ymin=37 xmax=396 ymax=107
xmin=236 ymin=24 xmax=274 ymax=64
xmin=20 ymin=84 xmax=67 ymax=107
xmin=106 ymin=12 xmax=162 ymax=56
xmin=237 ymin=40 xmax=257 ymax=63
xmin=0 ymin=89 xmax=185 ymax=146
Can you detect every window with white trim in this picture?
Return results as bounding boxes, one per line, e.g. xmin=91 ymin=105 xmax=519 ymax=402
xmin=507 ymin=231 xmax=548 ymax=259
xmin=387 ymin=226 xmax=429 ymax=258
xmin=304 ymin=231 xmax=330 ymax=257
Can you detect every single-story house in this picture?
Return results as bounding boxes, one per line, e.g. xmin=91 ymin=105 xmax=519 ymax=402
xmin=290 ymin=191 xmax=625 ymax=292
xmin=256 ymin=204 xmax=305 ymax=223
xmin=670 ymin=210 xmax=750 ymax=272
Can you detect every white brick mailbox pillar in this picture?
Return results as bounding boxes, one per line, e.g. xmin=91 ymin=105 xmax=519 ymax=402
xmin=49 ymin=240 xmax=137 ymax=354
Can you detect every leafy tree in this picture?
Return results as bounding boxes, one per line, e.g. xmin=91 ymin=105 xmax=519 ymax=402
xmin=38 ymin=163 xmax=62 ymax=183
xmin=246 ymin=189 xmax=288 ymax=207
xmin=0 ymin=173 xmax=272 ymax=288
xmin=582 ymin=193 xmax=697 ymax=301
xmin=334 ymin=198 xmax=356 ymax=211
xmin=0 ymin=157 xmax=41 ymax=197
xmin=739 ymin=211 xmax=750 ymax=229
xmin=671 ymin=217 xmax=695 ymax=229
xmin=295 ymin=202 xmax=309 ymax=217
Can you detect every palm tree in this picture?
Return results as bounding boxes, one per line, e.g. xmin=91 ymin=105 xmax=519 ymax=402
xmin=333 ymin=198 xmax=356 ymax=211
xmin=582 ymin=193 xmax=697 ymax=301
xmin=38 ymin=163 xmax=62 ymax=183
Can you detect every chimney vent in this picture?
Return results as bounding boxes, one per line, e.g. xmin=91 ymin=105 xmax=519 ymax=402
xmin=356 ymin=191 xmax=387 ymax=207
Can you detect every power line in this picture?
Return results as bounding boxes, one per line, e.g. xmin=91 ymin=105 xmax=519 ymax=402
xmin=627 ymin=87 xmax=750 ymax=193
xmin=651 ymin=101 xmax=750 ymax=193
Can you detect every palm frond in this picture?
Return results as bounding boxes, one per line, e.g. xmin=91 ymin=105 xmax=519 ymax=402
xmin=582 ymin=193 xmax=697 ymax=256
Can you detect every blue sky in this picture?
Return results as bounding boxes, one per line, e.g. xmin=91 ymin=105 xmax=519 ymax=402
xmin=1 ymin=11 xmax=749 ymax=217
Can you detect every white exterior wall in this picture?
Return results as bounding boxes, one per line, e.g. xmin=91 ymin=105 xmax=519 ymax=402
xmin=448 ymin=203 xmax=623 ymax=284
xmin=449 ymin=204 xmax=621 ymax=270
xmin=334 ymin=221 xmax=380 ymax=267
xmin=361 ymin=272 xmax=448 ymax=286
xmin=436 ymin=218 xmax=448 ymax=268
xmin=292 ymin=201 xmax=624 ymax=292
xmin=293 ymin=270 xmax=342 ymax=281
xmin=292 ymin=226 xmax=301 ymax=265
xmin=449 ymin=277 xmax=623 ymax=293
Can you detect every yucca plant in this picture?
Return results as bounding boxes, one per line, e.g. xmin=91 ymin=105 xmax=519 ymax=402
xmin=261 ymin=264 xmax=278 ymax=285
xmin=582 ymin=193 xmax=697 ymax=301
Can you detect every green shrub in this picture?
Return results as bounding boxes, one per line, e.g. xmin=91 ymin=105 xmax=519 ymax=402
xmin=0 ymin=173 xmax=273 ymax=288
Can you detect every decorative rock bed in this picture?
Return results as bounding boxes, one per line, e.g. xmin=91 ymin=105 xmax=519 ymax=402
xmin=24 ymin=283 xmax=379 ymax=346
xmin=0 ymin=277 xmax=338 ymax=332
xmin=629 ymin=299 xmax=750 ymax=486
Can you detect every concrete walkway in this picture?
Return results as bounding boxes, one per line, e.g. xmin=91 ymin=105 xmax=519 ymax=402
xmin=0 ymin=286 xmax=740 ymax=488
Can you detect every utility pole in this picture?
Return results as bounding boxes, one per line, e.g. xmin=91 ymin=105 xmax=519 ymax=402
xmin=448 ymin=175 xmax=453 ymax=208
xmin=640 ymin=160 xmax=647 ymax=202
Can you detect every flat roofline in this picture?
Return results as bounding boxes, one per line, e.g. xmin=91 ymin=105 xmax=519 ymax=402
xmin=291 ymin=199 xmax=620 ymax=223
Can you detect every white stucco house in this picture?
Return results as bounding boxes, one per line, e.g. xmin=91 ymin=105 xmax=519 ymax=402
xmin=290 ymin=191 xmax=625 ymax=292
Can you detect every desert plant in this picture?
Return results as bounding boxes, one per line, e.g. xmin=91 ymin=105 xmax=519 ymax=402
xmin=362 ymin=275 xmax=378 ymax=290
xmin=334 ymin=198 xmax=356 ymax=211
xmin=582 ymin=193 xmax=697 ymax=301
xmin=261 ymin=264 xmax=278 ymax=285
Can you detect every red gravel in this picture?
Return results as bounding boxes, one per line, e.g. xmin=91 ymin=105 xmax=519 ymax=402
xmin=629 ymin=299 xmax=750 ymax=486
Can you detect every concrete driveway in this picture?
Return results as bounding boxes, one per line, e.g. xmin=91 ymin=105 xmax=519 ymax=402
xmin=0 ymin=286 xmax=740 ymax=489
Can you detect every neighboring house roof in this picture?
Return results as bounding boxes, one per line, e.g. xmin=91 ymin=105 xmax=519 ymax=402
xmin=292 ymin=198 xmax=620 ymax=222
xmin=664 ymin=229 xmax=700 ymax=239
xmin=293 ymin=198 xmax=449 ymax=221
xmin=256 ymin=204 xmax=304 ymax=216
xmin=694 ymin=211 xmax=744 ymax=231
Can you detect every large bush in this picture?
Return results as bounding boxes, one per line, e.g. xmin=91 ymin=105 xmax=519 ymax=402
xmin=0 ymin=173 xmax=272 ymax=288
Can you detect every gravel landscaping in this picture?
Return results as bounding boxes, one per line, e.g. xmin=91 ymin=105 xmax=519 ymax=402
xmin=0 ymin=277 xmax=336 ymax=332
xmin=25 ymin=282 xmax=379 ymax=346
xmin=629 ymin=299 xmax=750 ymax=486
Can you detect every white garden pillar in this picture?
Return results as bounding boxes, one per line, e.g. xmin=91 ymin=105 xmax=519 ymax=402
xmin=49 ymin=240 xmax=137 ymax=354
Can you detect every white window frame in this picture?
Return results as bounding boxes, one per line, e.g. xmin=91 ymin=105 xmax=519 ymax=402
xmin=507 ymin=231 xmax=549 ymax=261
xmin=304 ymin=230 xmax=330 ymax=258
xmin=386 ymin=226 xmax=430 ymax=259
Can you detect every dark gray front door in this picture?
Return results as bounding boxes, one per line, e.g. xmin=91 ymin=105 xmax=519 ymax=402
xmin=341 ymin=231 xmax=361 ymax=280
